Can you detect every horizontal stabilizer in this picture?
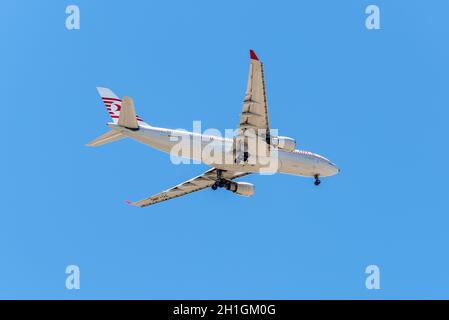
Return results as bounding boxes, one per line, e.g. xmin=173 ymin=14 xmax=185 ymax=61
xmin=118 ymin=96 xmax=139 ymax=129
xmin=86 ymin=130 xmax=125 ymax=147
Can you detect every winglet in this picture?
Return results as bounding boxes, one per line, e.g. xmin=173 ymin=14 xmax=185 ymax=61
xmin=250 ymin=49 xmax=259 ymax=61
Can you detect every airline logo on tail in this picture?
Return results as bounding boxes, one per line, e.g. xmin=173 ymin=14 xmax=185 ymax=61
xmin=103 ymin=97 xmax=121 ymax=120
xmin=97 ymin=87 xmax=145 ymax=124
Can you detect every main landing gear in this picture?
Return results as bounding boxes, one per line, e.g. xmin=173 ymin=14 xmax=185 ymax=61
xmin=314 ymin=174 xmax=321 ymax=186
xmin=211 ymin=170 xmax=230 ymax=191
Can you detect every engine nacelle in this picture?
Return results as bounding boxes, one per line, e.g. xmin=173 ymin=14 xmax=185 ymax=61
xmin=226 ymin=182 xmax=255 ymax=197
xmin=271 ymin=136 xmax=296 ymax=152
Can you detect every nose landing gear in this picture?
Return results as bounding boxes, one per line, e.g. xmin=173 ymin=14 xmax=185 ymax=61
xmin=314 ymin=174 xmax=321 ymax=186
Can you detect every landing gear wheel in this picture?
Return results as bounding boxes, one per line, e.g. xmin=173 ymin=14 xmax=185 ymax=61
xmin=314 ymin=174 xmax=321 ymax=186
xmin=211 ymin=184 xmax=218 ymax=191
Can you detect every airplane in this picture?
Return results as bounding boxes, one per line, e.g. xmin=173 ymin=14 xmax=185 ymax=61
xmin=87 ymin=50 xmax=340 ymax=207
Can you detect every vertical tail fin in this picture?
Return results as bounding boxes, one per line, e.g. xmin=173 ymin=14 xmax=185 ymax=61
xmin=97 ymin=87 xmax=121 ymax=123
xmin=96 ymin=87 xmax=149 ymax=127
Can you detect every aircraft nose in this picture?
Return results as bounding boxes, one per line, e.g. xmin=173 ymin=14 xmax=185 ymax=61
xmin=329 ymin=162 xmax=340 ymax=175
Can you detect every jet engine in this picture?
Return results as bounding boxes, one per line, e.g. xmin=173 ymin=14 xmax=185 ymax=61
xmin=225 ymin=182 xmax=255 ymax=197
xmin=271 ymin=136 xmax=296 ymax=152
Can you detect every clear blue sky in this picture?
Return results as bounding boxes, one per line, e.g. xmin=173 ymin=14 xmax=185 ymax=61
xmin=1 ymin=0 xmax=449 ymax=299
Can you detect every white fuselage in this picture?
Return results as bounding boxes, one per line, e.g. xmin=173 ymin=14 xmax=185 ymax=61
xmin=108 ymin=123 xmax=340 ymax=178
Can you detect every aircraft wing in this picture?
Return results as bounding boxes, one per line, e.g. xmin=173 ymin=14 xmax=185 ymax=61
xmin=128 ymin=168 xmax=250 ymax=208
xmin=237 ymin=50 xmax=271 ymax=142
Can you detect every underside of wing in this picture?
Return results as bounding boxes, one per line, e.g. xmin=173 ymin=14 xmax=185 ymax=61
xmin=128 ymin=169 xmax=250 ymax=208
xmin=238 ymin=50 xmax=270 ymax=141
xmin=234 ymin=50 xmax=272 ymax=164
